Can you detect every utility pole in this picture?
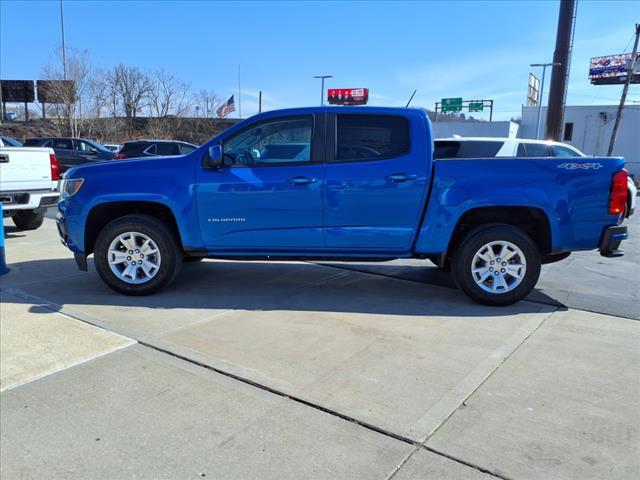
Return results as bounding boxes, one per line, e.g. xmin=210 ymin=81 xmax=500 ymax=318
xmin=258 ymin=90 xmax=262 ymax=113
xmin=313 ymin=75 xmax=332 ymax=106
xmin=530 ymin=62 xmax=561 ymax=139
xmin=608 ymin=23 xmax=640 ymax=156
xmin=545 ymin=0 xmax=577 ymax=140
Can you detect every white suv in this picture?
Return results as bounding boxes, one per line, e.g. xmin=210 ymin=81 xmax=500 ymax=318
xmin=434 ymin=137 xmax=637 ymax=218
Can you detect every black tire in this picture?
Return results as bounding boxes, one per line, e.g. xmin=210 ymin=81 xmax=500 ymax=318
xmin=93 ymin=214 xmax=182 ymax=295
xmin=12 ymin=209 xmax=45 ymax=231
xmin=451 ymin=224 xmax=541 ymax=306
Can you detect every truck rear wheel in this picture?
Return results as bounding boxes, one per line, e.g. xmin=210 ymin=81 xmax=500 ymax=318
xmin=12 ymin=209 xmax=45 ymax=231
xmin=94 ymin=214 xmax=182 ymax=295
xmin=451 ymin=225 xmax=541 ymax=306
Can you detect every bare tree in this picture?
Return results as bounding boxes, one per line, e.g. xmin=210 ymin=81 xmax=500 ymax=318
xmin=41 ymin=46 xmax=93 ymax=137
xmin=193 ymin=89 xmax=220 ymax=118
xmin=148 ymin=69 xmax=191 ymax=118
xmin=108 ymin=64 xmax=152 ymax=129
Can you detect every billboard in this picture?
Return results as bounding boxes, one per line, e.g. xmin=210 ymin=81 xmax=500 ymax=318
xmin=37 ymin=80 xmax=77 ymax=103
xmin=0 ymin=80 xmax=35 ymax=102
xmin=589 ymin=53 xmax=640 ymax=85
xmin=527 ymin=73 xmax=540 ymax=107
xmin=327 ymin=88 xmax=369 ymax=105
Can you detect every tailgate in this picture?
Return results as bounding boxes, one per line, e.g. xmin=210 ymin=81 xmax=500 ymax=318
xmin=0 ymin=147 xmax=53 ymax=191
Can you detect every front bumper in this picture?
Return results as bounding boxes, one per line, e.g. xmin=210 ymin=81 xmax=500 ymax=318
xmin=56 ymin=210 xmax=87 ymax=271
xmin=55 ymin=211 xmax=68 ymax=246
xmin=599 ymin=225 xmax=628 ymax=257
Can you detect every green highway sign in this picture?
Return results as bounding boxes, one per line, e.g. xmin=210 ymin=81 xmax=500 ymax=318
xmin=441 ymin=97 xmax=462 ymax=113
xmin=469 ymin=102 xmax=484 ymax=112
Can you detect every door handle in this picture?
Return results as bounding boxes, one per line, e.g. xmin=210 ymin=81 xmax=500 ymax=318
xmin=287 ymin=176 xmax=317 ymax=186
xmin=386 ymin=173 xmax=417 ymax=183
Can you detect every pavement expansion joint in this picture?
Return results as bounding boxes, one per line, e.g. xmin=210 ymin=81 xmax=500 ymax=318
xmin=139 ymin=340 xmax=514 ymax=480
xmin=385 ymin=446 xmax=421 ymax=480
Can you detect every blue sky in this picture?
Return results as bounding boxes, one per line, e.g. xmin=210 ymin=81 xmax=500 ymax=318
xmin=1 ymin=0 xmax=639 ymax=119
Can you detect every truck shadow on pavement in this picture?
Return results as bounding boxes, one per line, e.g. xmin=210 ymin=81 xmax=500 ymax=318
xmin=3 ymin=257 xmax=566 ymax=320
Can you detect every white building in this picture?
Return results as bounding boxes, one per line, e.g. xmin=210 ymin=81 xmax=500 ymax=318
xmin=520 ymin=105 xmax=640 ymax=176
xmin=432 ymin=120 xmax=519 ymax=139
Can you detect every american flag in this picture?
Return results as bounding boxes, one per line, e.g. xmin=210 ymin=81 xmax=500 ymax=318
xmin=216 ymin=95 xmax=236 ymax=118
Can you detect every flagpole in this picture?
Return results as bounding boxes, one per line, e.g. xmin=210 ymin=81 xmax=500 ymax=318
xmin=238 ymin=65 xmax=242 ymax=119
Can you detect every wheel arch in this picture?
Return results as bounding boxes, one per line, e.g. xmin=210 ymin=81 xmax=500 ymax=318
xmin=84 ymin=201 xmax=183 ymax=256
xmin=447 ymin=206 xmax=552 ymax=259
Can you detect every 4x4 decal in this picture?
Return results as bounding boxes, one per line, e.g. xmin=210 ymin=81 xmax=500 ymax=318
xmin=557 ymin=162 xmax=603 ymax=170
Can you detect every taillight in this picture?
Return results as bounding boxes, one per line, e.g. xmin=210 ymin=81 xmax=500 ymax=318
xmin=115 ymin=153 xmax=125 ymax=160
xmin=608 ymin=169 xmax=628 ymax=215
xmin=50 ymin=153 xmax=60 ymax=181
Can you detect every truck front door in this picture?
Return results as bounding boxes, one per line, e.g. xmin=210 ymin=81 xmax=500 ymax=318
xmin=323 ymin=113 xmax=431 ymax=251
xmin=196 ymin=114 xmax=325 ymax=250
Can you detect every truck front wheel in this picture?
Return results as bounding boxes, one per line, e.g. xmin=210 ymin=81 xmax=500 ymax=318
xmin=451 ymin=225 xmax=541 ymax=306
xmin=94 ymin=214 xmax=182 ymax=295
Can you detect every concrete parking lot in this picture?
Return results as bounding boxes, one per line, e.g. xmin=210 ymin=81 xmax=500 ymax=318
xmin=1 ymin=217 xmax=639 ymax=479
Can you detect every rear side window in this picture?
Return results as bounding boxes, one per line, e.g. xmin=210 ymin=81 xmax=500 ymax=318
xmin=144 ymin=144 xmax=158 ymax=155
xmin=433 ymin=140 xmax=504 ymax=159
xmin=156 ymin=143 xmax=180 ymax=155
xmin=335 ymin=115 xmax=409 ymax=162
xmin=51 ymin=138 xmax=73 ymax=150
xmin=520 ymin=143 xmax=551 ymax=157
xmin=550 ymin=145 xmax=580 ymax=157
xmin=23 ymin=138 xmax=44 ymax=147
xmin=120 ymin=142 xmax=150 ymax=156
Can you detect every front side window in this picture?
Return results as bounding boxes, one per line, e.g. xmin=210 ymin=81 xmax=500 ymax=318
xmin=223 ymin=116 xmax=312 ymax=166
xmin=336 ymin=115 xmax=409 ymax=162
xmin=433 ymin=140 xmax=503 ymax=159
xmin=75 ymin=140 xmax=95 ymax=152
xmin=179 ymin=143 xmax=196 ymax=155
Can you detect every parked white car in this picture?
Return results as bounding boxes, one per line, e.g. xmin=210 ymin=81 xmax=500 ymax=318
xmin=434 ymin=137 xmax=636 ymax=218
xmin=0 ymin=137 xmax=60 ymax=230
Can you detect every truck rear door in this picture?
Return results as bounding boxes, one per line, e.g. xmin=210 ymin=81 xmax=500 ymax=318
xmin=0 ymin=147 xmax=52 ymax=192
xmin=323 ymin=112 xmax=431 ymax=250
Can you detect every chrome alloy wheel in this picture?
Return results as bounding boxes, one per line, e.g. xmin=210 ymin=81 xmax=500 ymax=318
xmin=107 ymin=232 xmax=162 ymax=284
xmin=471 ymin=240 xmax=526 ymax=294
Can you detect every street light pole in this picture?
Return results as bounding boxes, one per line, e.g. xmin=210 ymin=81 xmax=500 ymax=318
xmin=60 ymin=0 xmax=67 ymax=80
xmin=530 ymin=62 xmax=561 ymax=139
xmin=313 ymin=75 xmax=333 ymax=106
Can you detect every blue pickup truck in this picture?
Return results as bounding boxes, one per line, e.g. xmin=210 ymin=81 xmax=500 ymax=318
xmin=56 ymin=107 xmax=629 ymax=305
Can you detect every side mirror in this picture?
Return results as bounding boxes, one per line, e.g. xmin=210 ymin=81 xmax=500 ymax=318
xmin=205 ymin=144 xmax=223 ymax=169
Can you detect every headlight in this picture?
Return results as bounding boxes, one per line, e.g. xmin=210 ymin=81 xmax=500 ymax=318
xmin=59 ymin=178 xmax=85 ymax=198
